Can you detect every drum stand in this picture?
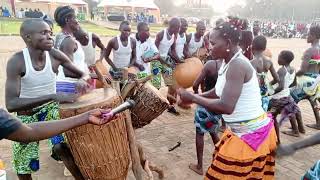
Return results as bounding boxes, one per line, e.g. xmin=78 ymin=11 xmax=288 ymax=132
xmin=112 ymin=80 xmax=164 ymax=180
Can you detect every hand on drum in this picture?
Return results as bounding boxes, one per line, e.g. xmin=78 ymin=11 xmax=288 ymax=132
xmin=87 ymin=109 xmax=116 ymax=125
xmin=177 ymin=88 xmax=194 ymax=105
xmin=76 ymin=79 xmax=92 ymax=95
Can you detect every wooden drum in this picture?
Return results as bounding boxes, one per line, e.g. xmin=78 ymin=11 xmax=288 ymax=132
xmin=131 ymin=82 xmax=169 ymax=128
xmin=59 ymin=88 xmax=130 ymax=180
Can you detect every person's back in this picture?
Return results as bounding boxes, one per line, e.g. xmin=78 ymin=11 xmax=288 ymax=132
xmin=251 ymin=35 xmax=279 ymax=111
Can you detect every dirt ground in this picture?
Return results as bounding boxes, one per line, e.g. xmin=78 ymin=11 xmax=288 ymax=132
xmin=0 ymin=36 xmax=320 ymax=180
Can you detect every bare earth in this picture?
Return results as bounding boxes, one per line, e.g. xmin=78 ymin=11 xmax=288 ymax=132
xmin=0 ymin=37 xmax=319 ymax=180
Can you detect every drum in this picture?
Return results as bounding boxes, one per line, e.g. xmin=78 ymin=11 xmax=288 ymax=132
xmin=173 ymin=57 xmax=204 ymax=88
xmin=94 ymin=60 xmax=110 ymax=88
xmin=59 ymin=88 xmax=130 ymax=180
xmin=131 ymin=82 xmax=169 ymax=128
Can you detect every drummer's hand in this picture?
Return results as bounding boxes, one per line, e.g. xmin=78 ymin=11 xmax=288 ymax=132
xmin=76 ymin=79 xmax=91 ymax=94
xmin=177 ymin=88 xmax=194 ymax=105
xmin=87 ymin=109 xmax=114 ymax=125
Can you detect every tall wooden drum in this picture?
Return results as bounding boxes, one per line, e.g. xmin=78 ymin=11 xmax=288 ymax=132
xmin=59 ymin=88 xmax=130 ymax=180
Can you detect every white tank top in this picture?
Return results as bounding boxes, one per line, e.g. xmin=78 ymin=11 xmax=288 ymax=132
xmin=81 ymin=32 xmax=96 ymax=66
xmin=20 ymin=48 xmax=56 ymax=98
xmin=113 ymin=35 xmax=132 ymax=69
xmin=215 ymin=50 xmax=264 ymax=123
xmin=272 ymin=66 xmax=296 ymax=99
xmin=188 ymin=33 xmax=204 ymax=55
xmin=175 ymin=33 xmax=186 ymax=59
xmin=57 ymin=40 xmax=89 ymax=81
xmin=158 ymin=29 xmax=174 ymax=58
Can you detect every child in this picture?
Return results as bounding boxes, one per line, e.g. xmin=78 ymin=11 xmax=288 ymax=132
xmin=269 ymin=51 xmax=305 ymax=139
xmin=251 ymin=35 xmax=280 ymax=111
xmin=189 ymin=60 xmax=222 ymax=175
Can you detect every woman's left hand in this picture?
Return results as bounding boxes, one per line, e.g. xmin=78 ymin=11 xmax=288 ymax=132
xmin=178 ymin=88 xmax=194 ymax=104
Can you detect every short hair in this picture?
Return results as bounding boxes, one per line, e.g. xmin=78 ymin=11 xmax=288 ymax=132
xmin=54 ymin=6 xmax=75 ymax=27
xmin=252 ymin=35 xmax=267 ymax=51
xmin=309 ymin=25 xmax=320 ymax=39
xmin=137 ymin=22 xmax=148 ymax=32
xmin=119 ymin=20 xmax=130 ymax=30
xmin=196 ymin=21 xmax=205 ymax=27
xmin=279 ymin=50 xmax=294 ymax=63
xmin=42 ymin=14 xmax=53 ymax=28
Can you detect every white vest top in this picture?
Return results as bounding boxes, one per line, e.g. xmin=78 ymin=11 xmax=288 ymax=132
xmin=57 ymin=40 xmax=89 ymax=82
xmin=158 ymin=29 xmax=174 ymax=58
xmin=81 ymin=32 xmax=96 ymax=66
xmin=112 ymin=35 xmax=132 ymax=69
xmin=215 ymin=50 xmax=264 ymax=123
xmin=20 ymin=48 xmax=56 ymax=98
xmin=175 ymin=33 xmax=186 ymax=59
xmin=188 ymin=32 xmax=204 ymax=55
xmin=272 ymin=66 xmax=296 ymax=99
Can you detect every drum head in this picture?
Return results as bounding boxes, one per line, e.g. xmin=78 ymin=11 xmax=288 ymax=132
xmin=60 ymin=88 xmax=118 ymax=110
xmin=143 ymin=82 xmax=168 ymax=103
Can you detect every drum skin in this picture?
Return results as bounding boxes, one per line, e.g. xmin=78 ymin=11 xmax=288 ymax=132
xmin=59 ymin=88 xmax=129 ymax=180
xmin=173 ymin=57 xmax=204 ymax=88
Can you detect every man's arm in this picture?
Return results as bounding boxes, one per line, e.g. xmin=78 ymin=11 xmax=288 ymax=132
xmin=277 ymin=132 xmax=320 ymax=157
xmin=193 ymin=63 xmax=211 ymax=93
xmin=50 ymin=48 xmax=84 ymax=79
xmin=169 ymin=36 xmax=180 ymax=62
xmin=297 ymin=49 xmax=312 ymax=76
xmin=104 ymin=38 xmax=118 ymax=70
xmin=5 ymin=54 xmax=55 ymax=112
xmin=154 ymin=31 xmax=163 ymax=49
xmin=273 ymin=67 xmax=286 ymax=94
xmin=92 ymin=33 xmax=106 ymax=61
xmin=59 ymin=37 xmax=83 ymax=78
xmin=184 ymin=34 xmax=192 ymax=58
xmin=6 ymin=109 xmax=112 ymax=143
xmin=130 ymin=38 xmax=139 ymax=68
xmin=269 ymin=60 xmax=280 ymax=85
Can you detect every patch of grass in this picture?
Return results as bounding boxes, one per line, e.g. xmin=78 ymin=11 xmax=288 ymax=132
xmin=0 ymin=20 xmax=119 ymax=36
xmin=0 ymin=19 xmax=197 ymax=36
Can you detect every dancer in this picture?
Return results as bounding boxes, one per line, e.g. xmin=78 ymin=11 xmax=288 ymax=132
xmin=269 ymin=50 xmax=304 ymax=139
xmin=179 ymin=18 xmax=277 ymax=179
xmin=251 ymin=35 xmax=279 ymax=111
xmin=174 ymin=18 xmax=188 ymax=61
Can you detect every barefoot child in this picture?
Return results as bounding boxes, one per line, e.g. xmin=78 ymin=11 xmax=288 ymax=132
xmin=189 ymin=59 xmax=222 ymax=175
xmin=251 ymin=35 xmax=280 ymax=112
xmin=269 ymin=50 xmax=304 ymax=139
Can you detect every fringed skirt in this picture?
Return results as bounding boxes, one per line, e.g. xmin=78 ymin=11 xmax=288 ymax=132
xmin=205 ymin=128 xmax=277 ymax=180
